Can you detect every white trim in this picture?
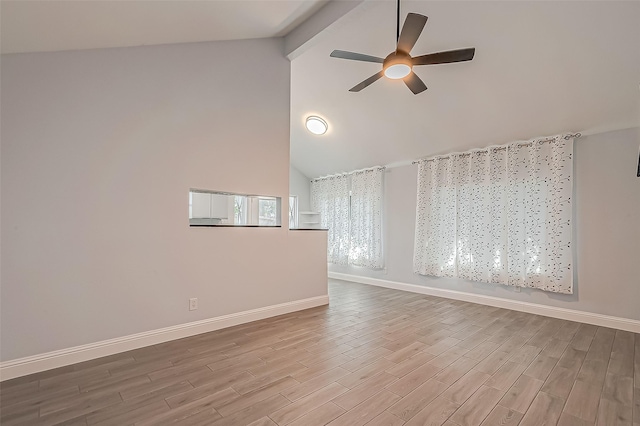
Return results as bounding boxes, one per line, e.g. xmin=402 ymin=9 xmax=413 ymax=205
xmin=0 ymin=295 xmax=329 ymax=382
xmin=329 ymin=272 xmax=640 ymax=334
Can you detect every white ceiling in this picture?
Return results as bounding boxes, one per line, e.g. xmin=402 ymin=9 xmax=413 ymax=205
xmin=291 ymin=1 xmax=640 ymax=178
xmin=3 ymin=0 xmax=638 ymax=179
xmin=0 ymin=0 xmax=327 ymax=54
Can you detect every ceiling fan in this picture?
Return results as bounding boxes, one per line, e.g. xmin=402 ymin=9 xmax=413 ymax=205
xmin=330 ymin=0 xmax=476 ymax=94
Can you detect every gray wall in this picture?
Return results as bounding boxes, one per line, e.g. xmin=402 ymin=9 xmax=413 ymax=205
xmin=331 ymin=127 xmax=640 ymax=321
xmin=290 ymin=165 xmax=311 ymax=212
xmin=1 ymin=38 xmax=328 ymax=361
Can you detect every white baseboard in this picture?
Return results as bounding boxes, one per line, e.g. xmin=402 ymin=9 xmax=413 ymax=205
xmin=0 ymin=295 xmax=329 ymax=382
xmin=329 ymin=272 xmax=640 ymax=334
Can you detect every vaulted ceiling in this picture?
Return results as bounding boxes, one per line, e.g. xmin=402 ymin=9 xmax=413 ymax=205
xmin=290 ymin=1 xmax=640 ymax=178
xmin=2 ymin=1 xmax=638 ymax=180
xmin=0 ymin=0 xmax=327 ymax=54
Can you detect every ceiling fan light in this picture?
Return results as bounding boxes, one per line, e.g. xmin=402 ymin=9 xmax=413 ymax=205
xmin=384 ymin=63 xmax=412 ymax=79
xmin=305 ymin=116 xmax=328 ymax=135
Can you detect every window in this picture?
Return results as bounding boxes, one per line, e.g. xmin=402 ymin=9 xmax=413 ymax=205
xmin=234 ymin=196 xmax=247 ymax=225
xmin=258 ymin=197 xmax=277 ymax=226
xmin=288 ymin=196 xmax=298 ymax=229
xmin=311 ymin=167 xmax=384 ymax=269
xmin=188 ymin=190 xmax=281 ymax=227
xmin=311 ymin=174 xmax=350 ymax=265
xmin=413 ymin=134 xmax=574 ymax=294
xmin=348 ymin=170 xmax=383 ymax=269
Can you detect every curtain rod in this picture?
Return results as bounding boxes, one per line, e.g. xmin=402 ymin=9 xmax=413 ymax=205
xmin=311 ymin=165 xmax=386 ymax=182
xmin=412 ymin=133 xmax=581 ymax=165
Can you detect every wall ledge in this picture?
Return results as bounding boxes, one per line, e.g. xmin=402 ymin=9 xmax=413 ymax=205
xmin=0 ymin=295 xmax=329 ymax=382
xmin=329 ymin=272 xmax=640 ymax=334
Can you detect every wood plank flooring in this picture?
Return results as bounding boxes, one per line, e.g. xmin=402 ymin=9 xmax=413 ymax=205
xmin=1 ymin=279 xmax=638 ymax=426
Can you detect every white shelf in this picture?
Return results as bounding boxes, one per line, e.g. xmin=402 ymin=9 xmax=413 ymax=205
xmin=298 ymin=212 xmax=321 ymax=229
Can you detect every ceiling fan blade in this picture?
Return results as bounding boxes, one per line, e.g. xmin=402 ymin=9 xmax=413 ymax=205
xmin=349 ymin=71 xmax=385 ymax=92
xmin=396 ymin=13 xmax=428 ymax=54
xmin=330 ymin=50 xmax=384 ymax=63
xmin=412 ymin=48 xmax=476 ymax=65
xmin=403 ymin=72 xmax=427 ymax=94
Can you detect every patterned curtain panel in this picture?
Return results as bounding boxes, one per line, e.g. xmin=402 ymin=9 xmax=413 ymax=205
xmin=414 ymin=135 xmax=574 ymax=294
xmin=349 ymin=168 xmax=384 ymax=269
xmin=311 ymin=174 xmax=350 ymax=265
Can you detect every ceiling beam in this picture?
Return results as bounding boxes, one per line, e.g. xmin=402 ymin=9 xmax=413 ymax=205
xmin=284 ymin=0 xmax=369 ymax=60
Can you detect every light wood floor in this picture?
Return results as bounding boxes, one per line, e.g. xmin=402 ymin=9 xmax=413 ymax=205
xmin=1 ymin=280 xmax=639 ymax=426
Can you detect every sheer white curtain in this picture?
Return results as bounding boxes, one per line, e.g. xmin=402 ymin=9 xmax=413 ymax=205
xmin=414 ymin=135 xmax=574 ymax=294
xmin=311 ymin=167 xmax=384 ymax=269
xmin=349 ymin=168 xmax=384 ymax=269
xmin=311 ymin=174 xmax=350 ymax=265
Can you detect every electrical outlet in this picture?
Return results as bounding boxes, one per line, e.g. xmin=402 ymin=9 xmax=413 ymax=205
xmin=189 ymin=298 xmax=198 ymax=311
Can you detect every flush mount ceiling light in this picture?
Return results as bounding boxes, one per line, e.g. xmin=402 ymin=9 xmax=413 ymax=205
xmin=305 ymin=116 xmax=328 ymax=135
